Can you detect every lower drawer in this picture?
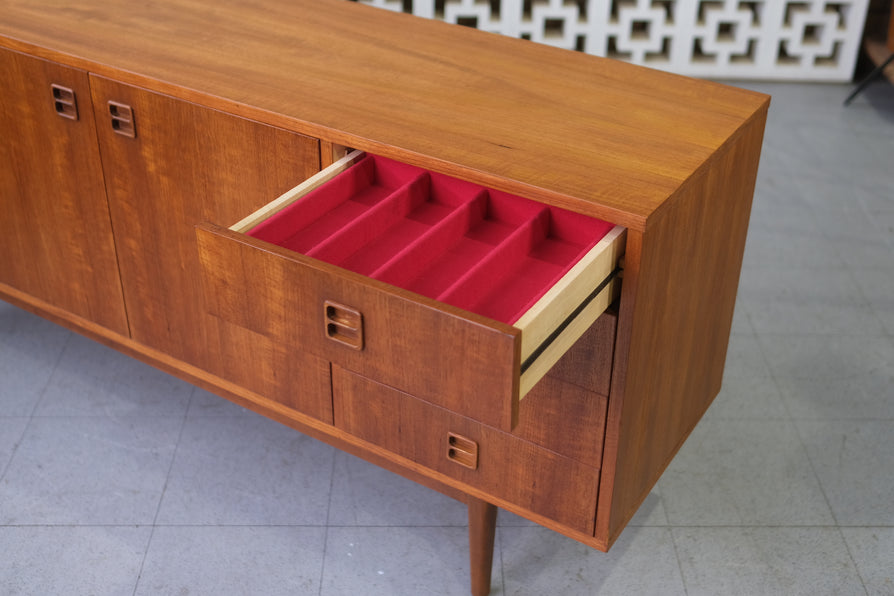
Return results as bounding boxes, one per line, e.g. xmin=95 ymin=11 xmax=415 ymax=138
xmin=332 ymin=364 xmax=600 ymax=535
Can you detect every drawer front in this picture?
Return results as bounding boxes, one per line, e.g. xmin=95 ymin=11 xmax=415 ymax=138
xmin=546 ymin=307 xmax=617 ymax=396
xmin=196 ymin=151 xmax=624 ymax=431
xmin=197 ymin=223 xmax=520 ymax=430
xmin=332 ymin=364 xmax=600 ymax=535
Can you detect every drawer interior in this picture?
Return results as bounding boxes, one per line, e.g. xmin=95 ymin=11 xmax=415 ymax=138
xmin=245 ymin=153 xmax=617 ymax=326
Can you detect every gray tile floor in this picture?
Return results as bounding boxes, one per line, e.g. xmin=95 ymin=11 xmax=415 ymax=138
xmin=1 ymin=80 xmax=893 ymax=595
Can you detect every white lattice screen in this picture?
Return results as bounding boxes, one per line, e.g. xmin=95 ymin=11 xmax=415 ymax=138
xmin=352 ymin=0 xmax=870 ymax=81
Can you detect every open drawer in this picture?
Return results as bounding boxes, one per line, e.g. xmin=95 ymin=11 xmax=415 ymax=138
xmin=196 ymin=151 xmax=625 ymax=430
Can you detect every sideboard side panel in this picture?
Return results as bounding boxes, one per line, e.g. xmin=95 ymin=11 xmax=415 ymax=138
xmin=596 ymin=107 xmax=769 ymax=546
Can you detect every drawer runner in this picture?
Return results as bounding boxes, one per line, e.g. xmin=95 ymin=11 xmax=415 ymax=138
xmin=521 ymin=265 xmax=621 ymax=375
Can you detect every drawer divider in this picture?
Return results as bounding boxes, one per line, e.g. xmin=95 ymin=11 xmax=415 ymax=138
xmin=520 ymin=266 xmax=620 ymax=374
xmin=305 ymin=172 xmax=430 ymax=265
xmin=236 ymin=150 xmax=368 ymax=237
xmin=372 ymin=190 xmax=488 ymax=287
xmin=435 ymin=207 xmax=549 ymax=318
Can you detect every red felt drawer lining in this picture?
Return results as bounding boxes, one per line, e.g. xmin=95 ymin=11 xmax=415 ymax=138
xmin=248 ymin=154 xmax=614 ymax=325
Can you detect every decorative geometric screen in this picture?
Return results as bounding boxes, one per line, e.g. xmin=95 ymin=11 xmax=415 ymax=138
xmin=351 ymin=0 xmax=870 ymax=81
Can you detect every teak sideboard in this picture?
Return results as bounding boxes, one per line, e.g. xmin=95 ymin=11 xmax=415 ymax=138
xmin=0 ymin=1 xmax=768 ymax=594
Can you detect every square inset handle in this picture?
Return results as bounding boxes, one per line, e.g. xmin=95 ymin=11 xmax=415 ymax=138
xmin=51 ymin=84 xmax=78 ymax=120
xmin=447 ymin=432 xmax=479 ymax=470
xmin=108 ymin=101 xmax=136 ymax=138
xmin=324 ymin=300 xmax=363 ymax=350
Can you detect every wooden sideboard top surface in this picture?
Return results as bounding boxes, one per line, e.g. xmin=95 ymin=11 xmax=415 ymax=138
xmin=0 ymin=0 xmax=768 ymax=231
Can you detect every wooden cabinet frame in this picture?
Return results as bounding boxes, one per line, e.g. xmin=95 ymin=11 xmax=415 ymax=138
xmin=0 ymin=2 xmax=769 ymax=594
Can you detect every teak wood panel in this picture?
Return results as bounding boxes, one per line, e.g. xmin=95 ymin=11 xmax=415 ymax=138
xmin=0 ymin=0 xmax=770 ymax=230
xmin=545 ymin=308 xmax=616 ymax=398
xmin=0 ymin=48 xmax=128 ymax=335
xmin=511 ymin=310 xmax=616 ymax=467
xmin=595 ymin=109 xmax=769 ymax=548
xmin=332 ymin=365 xmax=600 ymax=535
xmin=88 ymin=75 xmax=332 ymax=422
xmin=512 ymin=372 xmax=609 ymax=470
xmin=196 ymin=224 xmax=520 ymax=431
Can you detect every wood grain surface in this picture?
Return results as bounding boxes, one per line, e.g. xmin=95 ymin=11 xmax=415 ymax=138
xmin=0 ymin=0 xmax=771 ymax=564
xmin=595 ymin=108 xmax=768 ymax=548
xmin=0 ymin=47 xmax=128 ymax=334
xmin=0 ymin=0 xmax=768 ymax=230
xmin=332 ymin=364 xmax=600 ymax=535
xmin=88 ymin=75 xmax=332 ymax=422
xmin=197 ymin=223 xmax=522 ymax=430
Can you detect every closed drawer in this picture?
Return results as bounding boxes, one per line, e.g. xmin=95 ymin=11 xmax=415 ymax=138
xmin=196 ymin=151 xmax=625 ymax=430
xmin=332 ymin=364 xmax=600 ymax=535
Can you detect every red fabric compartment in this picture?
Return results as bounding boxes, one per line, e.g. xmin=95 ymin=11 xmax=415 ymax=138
xmin=337 ymin=169 xmax=485 ymax=276
xmin=373 ymin=194 xmax=486 ymax=288
xmin=307 ymin=173 xmax=430 ymax=266
xmin=247 ymin=155 xmax=425 ymax=253
xmin=438 ymin=207 xmax=551 ymax=311
xmin=249 ymin=153 xmax=615 ymax=326
xmin=434 ymin=198 xmax=615 ymax=324
xmin=472 ymin=205 xmax=615 ymax=323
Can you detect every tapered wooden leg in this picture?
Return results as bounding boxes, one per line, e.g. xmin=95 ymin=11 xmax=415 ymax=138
xmin=468 ymin=497 xmax=497 ymax=596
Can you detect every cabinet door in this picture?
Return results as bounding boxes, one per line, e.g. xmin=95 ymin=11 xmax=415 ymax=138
xmin=89 ymin=76 xmax=331 ymax=422
xmin=0 ymin=48 xmax=128 ymax=334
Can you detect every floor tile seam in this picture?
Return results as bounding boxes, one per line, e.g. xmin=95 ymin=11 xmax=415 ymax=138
xmin=751 ymin=337 xmax=843 ymax=528
xmin=753 ymin=333 xmax=798 ymax=425
xmin=0 ymin=523 xmax=155 ymax=528
xmin=0 ymin=522 xmax=339 ymax=528
xmin=736 ymin=282 xmax=877 ymax=301
xmin=132 ymin=399 xmax=192 ymax=596
xmin=325 ymin=524 xmax=472 ymax=529
xmin=128 ymin=527 xmax=154 ymax=596
xmin=842 ymin=266 xmax=891 ymax=333
xmin=787 ymin=416 xmax=843 ymax=530
xmin=0 ymin=522 xmax=506 ymax=529
xmin=24 ymin=328 xmax=73 ymax=421
xmin=752 ymin=330 xmax=889 ymax=337
xmin=317 ymin=453 xmax=338 ymax=596
xmin=493 ymin=526 xmax=506 ymax=596
xmin=739 ymin=262 xmax=858 ymax=271
xmin=183 ymin=414 xmax=263 ymax=419
xmin=824 ymin=225 xmax=894 ymax=249
xmin=743 ymin=299 xmax=874 ymax=315
xmin=0 ymin=520 xmax=484 ymax=527
xmin=25 ymin=414 xmax=197 ymax=420
xmin=836 ymin=524 xmax=872 ymax=596
xmin=738 ymin=313 xmax=891 ymax=336
xmin=665 ymin=524 xmax=692 ymax=596
xmin=668 ymin=523 xmax=869 ymax=595
xmin=666 ymin=524 xmax=847 ymax=530
xmin=703 ymin=417 xmax=793 ymax=422
xmin=148 ymin=399 xmax=191 ymax=528
xmin=737 ymin=308 xmax=758 ymax=336
xmin=0 ymin=411 xmax=37 ymax=485
xmin=157 ymin=523 xmax=329 ymax=527
xmin=765 ymin=417 xmax=894 ymax=422
xmin=631 ymin=523 xmax=894 ymax=530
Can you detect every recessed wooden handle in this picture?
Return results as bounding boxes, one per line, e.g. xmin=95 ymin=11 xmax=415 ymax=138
xmin=108 ymin=101 xmax=136 ymax=138
xmin=51 ymin=84 xmax=78 ymax=120
xmin=447 ymin=432 xmax=479 ymax=470
xmin=324 ymin=300 xmax=363 ymax=350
